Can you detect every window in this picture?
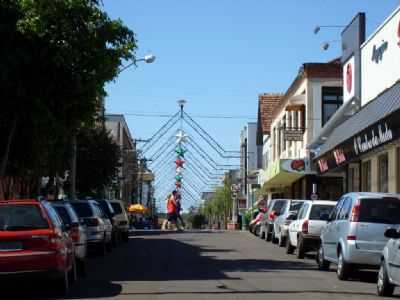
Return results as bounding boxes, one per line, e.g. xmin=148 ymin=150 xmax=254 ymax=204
xmin=0 ymin=204 xmax=49 ymax=231
xmin=282 ymin=116 xmax=287 ymax=152
xmin=330 ymin=197 xmax=345 ymax=221
xmin=338 ymin=197 xmax=352 ymax=220
xmin=322 ymin=87 xmax=343 ymax=127
xmin=359 ymin=198 xmax=400 ymax=224
xmin=362 ymin=160 xmax=372 ymax=192
xmin=309 ymin=205 xmax=335 ymax=220
xmin=378 ymin=153 xmax=389 ymax=193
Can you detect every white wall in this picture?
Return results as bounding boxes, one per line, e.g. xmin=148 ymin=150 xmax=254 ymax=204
xmin=246 ymin=122 xmax=258 ymax=172
xmin=361 ymin=7 xmax=400 ymax=106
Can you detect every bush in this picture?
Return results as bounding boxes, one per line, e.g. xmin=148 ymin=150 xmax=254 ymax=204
xmin=189 ymin=214 xmax=206 ymax=229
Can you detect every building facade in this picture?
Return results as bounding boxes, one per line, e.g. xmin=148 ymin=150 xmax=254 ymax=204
xmin=105 ymin=114 xmax=137 ymax=205
xmin=312 ymin=7 xmax=400 ymax=195
xmin=261 ymin=60 xmax=343 ymax=201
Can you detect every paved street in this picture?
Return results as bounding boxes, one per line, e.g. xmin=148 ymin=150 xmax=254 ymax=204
xmin=3 ymin=230 xmax=395 ymax=300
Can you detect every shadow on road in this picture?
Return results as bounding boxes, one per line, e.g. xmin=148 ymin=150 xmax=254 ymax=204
xmin=1 ymin=232 xmax=386 ymax=299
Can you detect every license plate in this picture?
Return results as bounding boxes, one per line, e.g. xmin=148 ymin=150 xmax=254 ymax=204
xmin=0 ymin=242 xmax=23 ymax=252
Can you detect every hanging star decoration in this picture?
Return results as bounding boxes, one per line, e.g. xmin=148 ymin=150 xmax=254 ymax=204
xmin=175 ymin=159 xmax=184 ymax=168
xmin=175 ymin=181 xmax=182 ymax=188
xmin=176 ymin=167 xmax=183 ymax=174
xmin=175 ymin=147 xmax=187 ymax=158
xmin=176 ymin=130 xmax=188 ymax=144
xmin=175 ymin=175 xmax=183 ymax=182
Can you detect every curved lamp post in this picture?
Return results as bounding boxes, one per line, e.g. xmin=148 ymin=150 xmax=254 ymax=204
xmin=118 ymin=53 xmax=156 ymax=73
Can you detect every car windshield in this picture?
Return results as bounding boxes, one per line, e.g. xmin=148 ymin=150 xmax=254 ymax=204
xmin=53 ymin=206 xmax=72 ymax=226
xmin=98 ymin=201 xmax=113 ymax=214
xmin=70 ymin=202 xmax=93 ymax=218
xmin=110 ymin=203 xmax=123 ymax=214
xmin=272 ymin=201 xmax=286 ymax=215
xmin=359 ymin=198 xmax=400 ymax=224
xmin=309 ymin=205 xmax=335 ymax=220
xmin=0 ymin=204 xmax=49 ymax=231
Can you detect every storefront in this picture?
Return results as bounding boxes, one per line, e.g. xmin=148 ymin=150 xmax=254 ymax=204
xmin=313 ymin=6 xmax=400 ymax=195
xmin=315 ymin=84 xmax=400 ymax=193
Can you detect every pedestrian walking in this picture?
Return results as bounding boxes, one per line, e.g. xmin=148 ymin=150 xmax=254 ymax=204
xmin=161 ymin=191 xmax=178 ymax=230
xmin=175 ymin=193 xmax=185 ymax=230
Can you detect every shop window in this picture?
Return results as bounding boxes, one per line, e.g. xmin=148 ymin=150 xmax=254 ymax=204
xmin=282 ymin=116 xmax=286 ymax=152
xmin=322 ymin=87 xmax=343 ymax=127
xmin=378 ymin=153 xmax=389 ymax=193
xmin=348 ymin=167 xmax=355 ymax=192
xmin=362 ymin=160 xmax=372 ymax=192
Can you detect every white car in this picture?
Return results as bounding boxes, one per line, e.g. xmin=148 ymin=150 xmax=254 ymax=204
xmin=287 ymin=200 xmax=336 ymax=259
xmin=377 ymin=228 xmax=400 ymax=296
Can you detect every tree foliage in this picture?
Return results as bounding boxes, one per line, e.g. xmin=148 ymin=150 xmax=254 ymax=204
xmin=201 ymin=182 xmax=232 ymax=229
xmin=0 ymin=0 xmax=137 ymax=199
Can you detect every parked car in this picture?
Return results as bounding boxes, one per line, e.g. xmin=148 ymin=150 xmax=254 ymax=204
xmin=250 ymin=208 xmax=266 ymax=236
xmin=377 ymin=228 xmax=400 ymax=296
xmin=108 ymin=200 xmax=130 ymax=242
xmin=51 ymin=201 xmax=88 ymax=275
xmin=287 ymin=200 xmax=336 ymax=258
xmin=317 ymin=193 xmax=400 ymax=280
xmin=272 ymin=200 xmax=306 ymax=246
xmin=260 ymin=199 xmax=288 ymax=241
xmin=70 ymin=200 xmax=112 ymax=255
xmin=97 ymin=199 xmax=119 ymax=246
xmin=0 ymin=199 xmax=75 ymax=295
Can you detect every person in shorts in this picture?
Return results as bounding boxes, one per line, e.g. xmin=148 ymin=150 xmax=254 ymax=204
xmin=162 ymin=191 xmax=178 ymax=230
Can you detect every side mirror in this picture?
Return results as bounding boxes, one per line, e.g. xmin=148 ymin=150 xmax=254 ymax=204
xmin=385 ymin=228 xmax=399 ymax=239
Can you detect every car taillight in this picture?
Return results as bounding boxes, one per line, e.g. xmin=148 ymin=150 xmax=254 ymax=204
xmin=347 ymin=235 xmax=356 ymax=240
xmin=269 ymin=211 xmax=276 ymax=221
xmin=70 ymin=226 xmax=80 ymax=243
xmin=301 ymin=220 xmax=309 ymax=234
xmin=85 ymin=218 xmax=100 ymax=226
xmin=350 ymin=200 xmax=361 ymax=222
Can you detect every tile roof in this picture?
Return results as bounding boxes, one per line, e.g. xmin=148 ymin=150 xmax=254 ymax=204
xmin=258 ymin=93 xmax=284 ymax=135
xmin=272 ymin=59 xmax=342 ymax=119
xmin=318 ymin=81 xmax=400 ymax=156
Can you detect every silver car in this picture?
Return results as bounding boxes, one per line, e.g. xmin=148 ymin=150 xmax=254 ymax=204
xmin=273 ymin=200 xmax=305 ymax=247
xmin=318 ymin=193 xmax=400 ymax=280
xmin=260 ymin=199 xmax=287 ymax=241
xmin=70 ymin=200 xmax=113 ymax=255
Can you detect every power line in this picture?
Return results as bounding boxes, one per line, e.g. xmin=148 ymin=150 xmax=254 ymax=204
xmin=111 ymin=112 xmax=256 ymax=120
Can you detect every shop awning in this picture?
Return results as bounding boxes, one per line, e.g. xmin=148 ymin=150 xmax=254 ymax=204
xmin=263 ymin=159 xmax=311 ymax=189
xmin=317 ymin=81 xmax=400 ymax=158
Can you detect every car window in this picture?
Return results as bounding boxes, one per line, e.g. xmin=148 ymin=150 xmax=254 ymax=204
xmin=53 ymin=206 xmax=72 ymax=226
xmin=70 ymin=202 xmax=94 ymax=218
xmin=330 ymin=197 xmax=345 ymax=221
xmin=94 ymin=204 xmax=107 ymax=218
xmin=309 ymin=205 xmax=335 ymax=220
xmin=110 ymin=203 xmax=123 ymax=215
xmin=65 ymin=205 xmax=79 ymax=223
xmin=338 ymin=197 xmax=352 ymax=220
xmin=273 ymin=201 xmax=286 ymax=215
xmin=301 ymin=204 xmax=309 ymax=219
xmin=289 ymin=201 xmax=304 ymax=212
xmin=0 ymin=204 xmax=49 ymax=231
xmin=359 ymin=198 xmax=400 ymax=224
xmin=44 ymin=203 xmax=63 ymax=229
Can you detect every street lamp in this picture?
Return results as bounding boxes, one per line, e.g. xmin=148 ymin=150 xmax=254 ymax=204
xmin=321 ymin=40 xmax=346 ymax=51
xmin=314 ymin=25 xmax=345 ymax=35
xmin=118 ymin=53 xmax=156 ymax=73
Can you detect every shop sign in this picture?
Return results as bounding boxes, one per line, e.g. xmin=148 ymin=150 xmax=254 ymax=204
xmin=343 ymin=56 xmax=355 ymax=103
xmin=361 ymin=8 xmax=400 ymax=105
xmin=353 ymin=123 xmax=393 ymax=155
xmin=371 ymin=40 xmax=388 ymax=63
xmin=315 ymin=111 xmax=400 ymax=173
xmin=238 ymin=199 xmax=247 ymax=209
xmin=284 ymin=130 xmax=304 ymax=141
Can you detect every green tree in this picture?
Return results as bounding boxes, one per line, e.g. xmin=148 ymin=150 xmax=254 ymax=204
xmin=75 ymin=126 xmax=120 ymax=198
xmin=0 ymin=0 xmax=137 ymax=199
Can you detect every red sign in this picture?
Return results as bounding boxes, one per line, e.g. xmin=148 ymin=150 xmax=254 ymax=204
xmin=333 ymin=148 xmax=346 ymax=165
xmin=397 ymin=20 xmax=400 ymax=47
xmin=317 ymin=159 xmax=329 ymax=173
xmin=346 ymin=63 xmax=352 ymax=94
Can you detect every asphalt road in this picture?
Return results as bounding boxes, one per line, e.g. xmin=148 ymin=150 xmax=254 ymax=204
xmin=2 ymin=230 xmax=398 ymax=300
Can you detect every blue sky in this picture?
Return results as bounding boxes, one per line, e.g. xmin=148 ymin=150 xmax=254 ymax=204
xmin=102 ymin=1 xmax=399 ymax=208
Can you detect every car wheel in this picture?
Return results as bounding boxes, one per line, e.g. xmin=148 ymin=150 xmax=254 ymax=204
xmin=296 ymin=236 xmax=305 ymax=259
xmin=377 ymin=260 xmax=395 ymax=297
xmin=261 ymin=230 xmax=265 ymax=240
xmin=278 ymin=234 xmax=286 ymax=247
xmin=316 ymin=244 xmax=330 ymax=271
xmin=266 ymin=225 xmax=272 ymax=242
xmin=285 ymin=236 xmax=295 ymax=254
xmin=54 ymin=269 xmax=69 ymax=296
xmin=123 ymin=231 xmax=129 ymax=242
xmin=337 ymin=250 xmax=351 ymax=280
xmin=69 ymin=258 xmax=77 ymax=284
xmin=271 ymin=229 xmax=278 ymax=244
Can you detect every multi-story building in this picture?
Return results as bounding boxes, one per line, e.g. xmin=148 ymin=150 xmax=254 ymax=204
xmin=105 ymin=114 xmax=137 ymax=205
xmin=261 ymin=59 xmax=343 ymax=201
xmin=312 ymin=8 xmax=400 ymax=194
xmin=240 ymin=122 xmax=260 ymax=209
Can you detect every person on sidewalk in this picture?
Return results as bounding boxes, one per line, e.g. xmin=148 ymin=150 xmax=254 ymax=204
xmin=162 ymin=191 xmax=178 ymax=230
xmin=175 ymin=193 xmax=185 ymax=230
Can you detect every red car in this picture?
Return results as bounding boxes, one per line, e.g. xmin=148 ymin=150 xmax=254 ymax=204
xmin=0 ymin=199 xmax=76 ymax=295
